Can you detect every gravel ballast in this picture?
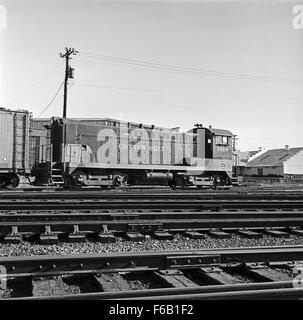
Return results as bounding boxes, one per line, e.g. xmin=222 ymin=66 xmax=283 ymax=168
xmin=0 ymin=234 xmax=303 ymax=257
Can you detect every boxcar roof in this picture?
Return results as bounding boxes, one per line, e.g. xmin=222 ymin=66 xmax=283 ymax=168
xmin=0 ymin=107 xmax=30 ymax=114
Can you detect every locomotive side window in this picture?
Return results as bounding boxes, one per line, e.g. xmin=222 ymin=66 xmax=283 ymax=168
xmin=215 ymin=136 xmax=229 ymax=146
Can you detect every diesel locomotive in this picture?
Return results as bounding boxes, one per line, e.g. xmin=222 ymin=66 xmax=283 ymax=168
xmin=33 ymin=117 xmax=234 ymax=188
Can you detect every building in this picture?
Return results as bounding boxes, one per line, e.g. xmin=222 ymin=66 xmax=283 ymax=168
xmin=233 ymin=150 xmax=260 ymax=176
xmin=244 ymin=146 xmax=303 ymax=177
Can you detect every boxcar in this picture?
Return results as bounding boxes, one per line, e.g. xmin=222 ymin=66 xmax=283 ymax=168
xmin=29 ymin=118 xmax=52 ymax=168
xmin=0 ymin=108 xmax=31 ymax=188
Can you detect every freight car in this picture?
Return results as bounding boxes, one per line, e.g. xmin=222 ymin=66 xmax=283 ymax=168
xmin=0 ymin=108 xmax=31 ymax=188
xmin=29 ymin=118 xmax=51 ymax=168
xmin=32 ymin=118 xmax=234 ymax=188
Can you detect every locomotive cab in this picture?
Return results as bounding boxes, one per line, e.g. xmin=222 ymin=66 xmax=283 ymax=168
xmin=187 ymin=125 xmax=233 ymax=188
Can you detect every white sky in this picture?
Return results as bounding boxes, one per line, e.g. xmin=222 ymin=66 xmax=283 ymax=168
xmin=0 ymin=0 xmax=302 ymax=151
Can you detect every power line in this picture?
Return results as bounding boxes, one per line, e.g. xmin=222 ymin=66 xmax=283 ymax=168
xmin=79 ymin=51 xmax=303 ymax=85
xmin=8 ymin=61 xmax=64 ymax=107
xmin=76 ymin=82 xmax=184 ymax=94
xmin=36 ymin=81 xmax=64 ymax=118
xmin=75 ymin=81 xmax=297 ymax=101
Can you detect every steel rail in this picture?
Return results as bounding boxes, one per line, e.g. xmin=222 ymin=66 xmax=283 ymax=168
xmin=1 ymin=215 xmax=303 ymax=234
xmin=2 ymin=210 xmax=303 ymax=220
xmin=6 ymin=280 xmax=297 ymax=300
xmin=128 ymin=287 xmax=303 ymax=300
xmin=1 ymin=199 xmax=303 ymax=211
xmin=1 ymin=191 xmax=303 ymax=200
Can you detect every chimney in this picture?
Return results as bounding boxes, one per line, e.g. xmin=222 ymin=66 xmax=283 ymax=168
xmin=285 ymin=145 xmax=289 ymax=150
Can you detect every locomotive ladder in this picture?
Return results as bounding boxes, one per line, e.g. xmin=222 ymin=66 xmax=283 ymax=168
xmin=48 ymin=142 xmax=64 ymax=186
xmin=50 ymin=167 xmax=64 ymax=186
xmin=50 ymin=153 xmax=65 ymax=186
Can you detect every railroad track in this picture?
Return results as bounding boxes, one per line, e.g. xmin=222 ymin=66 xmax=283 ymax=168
xmin=1 ymin=190 xmax=303 ymax=200
xmin=1 ymin=210 xmax=303 ymax=244
xmin=1 ymin=198 xmax=303 ymax=211
xmin=1 ymin=246 xmax=303 ymax=299
xmin=3 ymin=183 xmax=303 ymax=193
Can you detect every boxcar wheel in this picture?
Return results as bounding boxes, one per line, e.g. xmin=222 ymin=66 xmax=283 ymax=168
xmin=0 ymin=177 xmax=8 ymax=189
xmin=6 ymin=174 xmax=20 ymax=189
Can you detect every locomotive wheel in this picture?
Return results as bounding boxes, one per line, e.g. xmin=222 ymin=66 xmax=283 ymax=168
xmin=168 ymin=180 xmax=177 ymax=189
xmin=111 ymin=176 xmax=122 ymax=189
xmin=122 ymin=175 xmax=128 ymax=187
xmin=69 ymin=171 xmax=85 ymax=188
xmin=212 ymin=176 xmax=219 ymax=190
xmin=69 ymin=182 xmax=82 ymax=190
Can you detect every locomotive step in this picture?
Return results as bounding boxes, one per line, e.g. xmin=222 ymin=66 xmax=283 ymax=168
xmin=50 ymin=174 xmax=65 ymax=185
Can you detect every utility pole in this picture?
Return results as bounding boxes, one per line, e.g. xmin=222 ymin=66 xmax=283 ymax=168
xmin=59 ymin=47 xmax=78 ymax=119
xmin=59 ymin=47 xmax=77 ymax=182
xmin=232 ymin=135 xmax=238 ymax=177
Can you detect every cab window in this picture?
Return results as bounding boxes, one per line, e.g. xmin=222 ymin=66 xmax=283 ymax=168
xmin=215 ymin=136 xmax=229 ymax=146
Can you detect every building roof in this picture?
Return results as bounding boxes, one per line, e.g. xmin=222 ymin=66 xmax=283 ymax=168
xmin=246 ymin=147 xmax=303 ymax=167
xmin=237 ymin=151 xmax=259 ymax=162
xmin=234 ymin=151 xmax=259 ymax=167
